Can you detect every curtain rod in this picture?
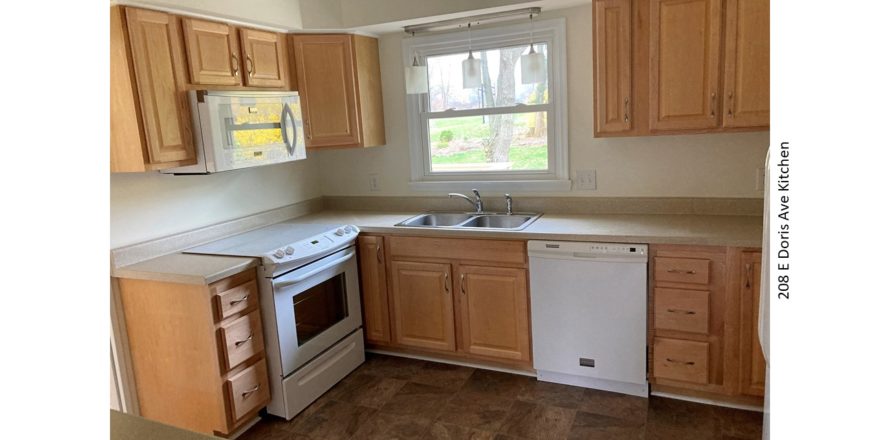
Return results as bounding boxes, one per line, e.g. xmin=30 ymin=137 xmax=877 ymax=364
xmin=403 ymin=7 xmax=541 ymax=34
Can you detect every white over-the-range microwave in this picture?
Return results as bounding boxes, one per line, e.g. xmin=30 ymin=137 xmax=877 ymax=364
xmin=163 ymin=90 xmax=306 ymax=174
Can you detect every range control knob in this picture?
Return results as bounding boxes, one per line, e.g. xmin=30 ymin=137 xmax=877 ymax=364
xmin=344 ymin=225 xmax=353 ymax=233
xmin=285 ymin=246 xmax=295 ymax=255
xmin=334 ymin=228 xmax=345 ymax=236
xmin=273 ymin=249 xmax=285 ymax=259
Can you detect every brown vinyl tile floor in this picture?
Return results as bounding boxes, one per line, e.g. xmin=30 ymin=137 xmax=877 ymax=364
xmin=240 ymin=353 xmax=763 ymax=440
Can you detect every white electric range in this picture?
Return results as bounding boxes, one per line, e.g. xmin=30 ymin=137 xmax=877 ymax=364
xmin=186 ymin=222 xmax=364 ymax=419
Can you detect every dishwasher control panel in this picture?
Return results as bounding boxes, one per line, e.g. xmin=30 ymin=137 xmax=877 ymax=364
xmin=529 ymin=241 xmax=648 ymax=259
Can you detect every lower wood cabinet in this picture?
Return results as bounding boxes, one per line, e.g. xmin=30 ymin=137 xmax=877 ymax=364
xmin=649 ymin=244 xmax=765 ymax=405
xmin=357 ymin=235 xmax=391 ymax=344
xmin=357 ymin=234 xmax=532 ymax=369
xmin=458 ymin=265 xmax=530 ymax=362
xmin=389 ymin=260 xmax=456 ymax=352
xmin=738 ymin=250 xmax=766 ymax=397
xmin=116 ymin=268 xmax=269 ymax=436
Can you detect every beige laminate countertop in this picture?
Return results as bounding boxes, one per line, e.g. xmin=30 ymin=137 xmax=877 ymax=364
xmin=111 ymin=410 xmax=217 ymax=440
xmin=288 ymin=210 xmax=763 ymax=247
xmin=112 ymin=210 xmax=761 ymax=285
xmin=112 ymin=252 xmax=258 ymax=285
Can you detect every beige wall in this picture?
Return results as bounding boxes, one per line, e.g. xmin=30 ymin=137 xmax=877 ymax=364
xmin=315 ymin=5 xmax=770 ymax=197
xmin=115 ymin=0 xmax=303 ymax=30
xmin=110 ymin=160 xmax=321 ymax=248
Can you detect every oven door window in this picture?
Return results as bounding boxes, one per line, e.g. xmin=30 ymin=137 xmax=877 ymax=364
xmin=292 ymin=273 xmax=349 ymax=346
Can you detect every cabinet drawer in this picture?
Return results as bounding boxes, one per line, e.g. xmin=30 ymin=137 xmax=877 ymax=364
xmin=226 ymin=358 xmax=270 ymax=421
xmin=654 ymin=338 xmax=709 ymax=384
xmin=654 ymin=288 xmax=710 ymax=334
xmin=219 ymin=311 xmax=265 ymax=370
xmin=654 ymin=257 xmax=711 ymax=284
xmin=215 ymin=279 xmax=259 ymax=321
xmin=388 ymin=236 xmax=526 ymax=265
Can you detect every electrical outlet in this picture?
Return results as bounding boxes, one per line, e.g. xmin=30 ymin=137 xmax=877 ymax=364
xmin=755 ymin=167 xmax=765 ymax=191
xmin=575 ymin=169 xmax=597 ymax=190
xmin=368 ymin=174 xmax=380 ymax=191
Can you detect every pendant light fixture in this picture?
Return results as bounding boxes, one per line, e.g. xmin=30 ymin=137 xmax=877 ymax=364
xmin=405 ymin=32 xmax=428 ymax=94
xmin=461 ymin=23 xmax=482 ymax=88
xmin=520 ymin=13 xmax=546 ymax=84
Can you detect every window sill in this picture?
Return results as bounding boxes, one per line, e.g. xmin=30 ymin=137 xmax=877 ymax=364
xmin=408 ymin=179 xmax=572 ymax=192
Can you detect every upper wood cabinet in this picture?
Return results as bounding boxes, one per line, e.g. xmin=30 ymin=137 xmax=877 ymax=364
xmin=292 ymin=34 xmax=386 ymax=149
xmin=722 ymin=0 xmax=770 ymax=128
xmin=112 ymin=6 xmax=196 ymax=172
xmin=592 ymin=0 xmax=769 ymax=137
xmin=181 ymin=18 xmax=289 ymax=89
xmin=357 ymin=235 xmax=392 ymax=345
xmin=458 ymin=266 xmax=531 ymax=362
xmin=593 ymin=0 xmax=633 ymax=134
xmin=181 ymin=18 xmax=241 ymax=86
xmin=648 ymin=0 xmax=722 ymax=131
xmin=239 ymin=28 xmax=288 ymax=88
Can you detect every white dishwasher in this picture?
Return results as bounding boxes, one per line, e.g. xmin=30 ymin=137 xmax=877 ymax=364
xmin=528 ymin=240 xmax=649 ymax=397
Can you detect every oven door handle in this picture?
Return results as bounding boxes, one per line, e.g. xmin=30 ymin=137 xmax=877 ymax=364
xmin=274 ymin=249 xmax=355 ymax=288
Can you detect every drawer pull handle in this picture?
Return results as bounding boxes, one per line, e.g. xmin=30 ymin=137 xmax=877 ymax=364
xmin=667 ymin=308 xmax=696 ymax=315
xmin=666 ymin=358 xmax=695 ymax=366
xmin=229 ymin=294 xmax=250 ymax=306
xmin=241 ymin=384 xmax=260 ymax=398
xmin=666 ymin=269 xmax=696 ymax=275
xmin=234 ymin=333 xmax=253 ymax=347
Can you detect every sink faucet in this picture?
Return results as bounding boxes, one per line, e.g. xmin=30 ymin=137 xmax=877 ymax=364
xmin=505 ymin=194 xmax=513 ymax=215
xmin=448 ymin=189 xmax=484 ymax=213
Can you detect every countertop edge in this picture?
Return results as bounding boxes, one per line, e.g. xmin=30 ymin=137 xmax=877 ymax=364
xmin=112 ymin=258 xmax=259 ymax=286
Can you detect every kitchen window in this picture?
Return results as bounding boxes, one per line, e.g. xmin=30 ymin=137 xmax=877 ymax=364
xmin=403 ymin=18 xmax=569 ymax=191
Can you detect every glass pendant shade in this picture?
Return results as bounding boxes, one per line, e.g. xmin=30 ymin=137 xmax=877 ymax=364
xmin=405 ymin=56 xmax=428 ymax=94
xmin=521 ymin=44 xmax=546 ymax=84
xmin=462 ymin=51 xmax=482 ymax=88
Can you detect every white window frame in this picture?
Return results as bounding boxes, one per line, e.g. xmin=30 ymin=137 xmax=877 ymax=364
xmin=402 ymin=18 xmax=569 ymax=192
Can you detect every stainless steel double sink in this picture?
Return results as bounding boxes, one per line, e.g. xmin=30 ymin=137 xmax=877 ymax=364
xmin=395 ymin=212 xmax=542 ymax=231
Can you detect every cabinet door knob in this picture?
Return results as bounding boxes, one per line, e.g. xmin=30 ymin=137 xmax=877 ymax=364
xmin=376 ymin=244 xmax=383 ymax=263
xmin=624 ymin=97 xmax=629 ymax=123
xmin=246 ymin=55 xmax=254 ymax=77
xmin=231 ymin=54 xmax=239 ymax=77
xmin=728 ymin=92 xmax=734 ymax=117
xmin=234 ymin=333 xmax=253 ymax=347
xmin=241 ymin=384 xmax=260 ymax=398
xmin=229 ymin=294 xmax=249 ymax=306
xmin=443 ymin=273 xmax=450 ymax=293
xmin=460 ymin=273 xmax=466 ymax=295
xmin=745 ymin=263 xmax=752 ymax=289
xmin=710 ymin=92 xmax=716 ymax=117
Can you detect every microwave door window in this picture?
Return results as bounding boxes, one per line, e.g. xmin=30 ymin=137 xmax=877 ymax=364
xmin=218 ymin=97 xmax=289 ymax=165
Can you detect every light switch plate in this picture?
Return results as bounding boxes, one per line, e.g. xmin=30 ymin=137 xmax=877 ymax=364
xmin=368 ymin=174 xmax=379 ymax=191
xmin=575 ymin=169 xmax=597 ymax=190
xmin=755 ymin=167 xmax=765 ymax=191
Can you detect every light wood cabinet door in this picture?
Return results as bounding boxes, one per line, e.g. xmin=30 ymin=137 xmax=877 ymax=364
xmin=389 ymin=261 xmax=455 ymax=352
xmin=593 ymin=0 xmax=633 ymax=135
xmin=458 ymin=266 xmax=531 ymax=362
xmin=358 ymin=236 xmax=391 ymax=344
xmin=181 ymin=17 xmax=242 ymax=86
xmin=722 ymin=0 xmax=770 ymax=128
xmin=239 ymin=28 xmax=288 ymax=88
xmin=292 ymin=34 xmax=362 ymax=147
xmin=648 ymin=0 xmax=722 ymax=131
xmin=124 ymin=7 xmax=196 ymax=164
xmin=739 ymin=250 xmax=765 ymax=397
